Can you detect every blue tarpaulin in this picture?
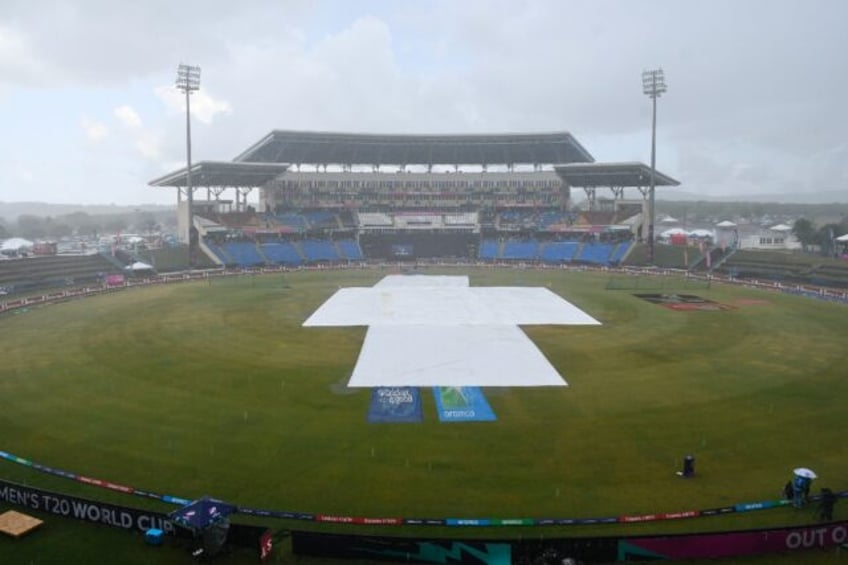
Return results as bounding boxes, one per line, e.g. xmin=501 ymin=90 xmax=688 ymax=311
xmin=168 ymin=496 xmax=238 ymax=532
xmin=366 ymin=387 xmax=423 ymax=423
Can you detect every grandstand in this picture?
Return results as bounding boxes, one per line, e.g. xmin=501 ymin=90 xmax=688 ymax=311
xmin=149 ymin=131 xmax=680 ymax=268
xmin=0 ymin=253 xmax=120 ymax=295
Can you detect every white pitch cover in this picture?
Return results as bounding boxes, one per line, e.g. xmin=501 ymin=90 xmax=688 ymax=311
xmin=303 ymin=275 xmax=601 ymax=387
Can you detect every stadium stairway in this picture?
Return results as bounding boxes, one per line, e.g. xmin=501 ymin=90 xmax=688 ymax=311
xmin=336 ymin=239 xmax=364 ymax=261
xmin=709 ymin=247 xmax=737 ymax=272
xmin=202 ymin=241 xmax=231 ymax=266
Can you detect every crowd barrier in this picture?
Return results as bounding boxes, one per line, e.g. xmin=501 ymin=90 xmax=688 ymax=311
xmin=0 ymin=478 xmax=271 ymax=557
xmin=0 ymin=449 xmax=844 ymax=529
xmin=2 ymin=261 xmax=846 ymax=316
xmin=292 ymin=522 xmax=848 ymax=563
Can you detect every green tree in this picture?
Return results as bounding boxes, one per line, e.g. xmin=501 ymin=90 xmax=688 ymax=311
xmin=816 ymin=223 xmax=843 ymax=257
xmin=104 ymin=217 xmax=128 ymax=234
xmin=16 ymin=214 xmax=46 ymax=239
xmin=792 ymin=218 xmax=817 ymax=251
xmin=47 ymin=222 xmax=73 ymax=239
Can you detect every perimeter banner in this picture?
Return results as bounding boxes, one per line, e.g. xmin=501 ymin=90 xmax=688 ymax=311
xmin=367 ymin=387 xmax=424 ymax=423
xmin=292 ymin=531 xmax=513 ymax=564
xmin=0 ymin=478 xmax=176 ymax=534
xmin=433 ymin=387 xmax=497 ymax=422
xmin=617 ymin=521 xmax=848 ymax=560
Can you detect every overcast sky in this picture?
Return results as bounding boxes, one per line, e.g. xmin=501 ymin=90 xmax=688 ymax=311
xmin=0 ymin=0 xmax=846 ymax=205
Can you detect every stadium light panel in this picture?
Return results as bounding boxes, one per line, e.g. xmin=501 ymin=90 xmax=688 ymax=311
xmin=176 ymin=64 xmax=201 ymax=92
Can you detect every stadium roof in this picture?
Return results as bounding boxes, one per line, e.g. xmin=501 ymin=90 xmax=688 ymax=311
xmin=554 ymin=162 xmax=680 ymax=187
xmin=233 ymin=130 xmax=595 ymax=166
xmin=148 ymin=161 xmax=289 ymax=188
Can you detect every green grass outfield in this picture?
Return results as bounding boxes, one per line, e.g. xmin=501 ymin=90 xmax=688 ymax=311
xmin=1 ymin=266 xmax=847 ymax=563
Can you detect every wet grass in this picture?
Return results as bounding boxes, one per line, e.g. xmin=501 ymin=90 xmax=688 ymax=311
xmin=1 ymin=267 xmax=847 ymax=563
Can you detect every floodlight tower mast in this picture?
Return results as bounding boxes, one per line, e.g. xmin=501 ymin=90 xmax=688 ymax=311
xmin=642 ymin=68 xmax=667 ymax=265
xmin=176 ymin=63 xmax=201 ymax=267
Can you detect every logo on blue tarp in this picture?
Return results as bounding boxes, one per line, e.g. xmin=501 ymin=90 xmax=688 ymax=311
xmin=367 ymin=387 xmax=423 ymax=423
xmin=433 ymin=387 xmax=497 ymax=422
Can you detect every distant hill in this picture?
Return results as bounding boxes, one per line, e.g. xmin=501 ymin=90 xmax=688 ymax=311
xmin=0 ymin=202 xmax=174 ymax=222
xmin=656 ymin=190 xmax=848 ymax=204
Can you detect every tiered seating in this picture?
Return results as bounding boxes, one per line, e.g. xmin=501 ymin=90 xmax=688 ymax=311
xmin=578 ymin=211 xmax=616 ymax=225
xmin=0 ymin=254 xmax=118 ymax=291
xmin=540 ymin=241 xmax=579 ymax=263
xmin=261 ymin=242 xmax=302 ymax=265
xmin=275 ymin=213 xmax=307 ymax=232
xmin=394 ymin=213 xmax=443 ymax=229
xmin=358 ymin=212 xmax=393 ymax=227
xmin=338 ymin=210 xmax=357 ymax=229
xmin=537 ymin=211 xmax=571 ymax=231
xmin=303 ymin=211 xmax=339 ymax=230
xmin=479 ymin=240 xmax=500 ymax=260
xmin=301 ymin=240 xmax=339 ymax=262
xmin=204 ymin=241 xmax=230 ymax=264
xmin=444 ymin=212 xmax=479 ymax=226
xmin=498 ymin=210 xmax=536 ymax=230
xmin=610 ymin=242 xmax=633 ymax=264
xmin=222 ymin=242 xmax=264 ymax=266
xmin=337 ymin=240 xmax=364 ymax=261
xmin=578 ymin=243 xmax=614 ymax=264
xmin=502 ymin=239 xmax=538 ymax=260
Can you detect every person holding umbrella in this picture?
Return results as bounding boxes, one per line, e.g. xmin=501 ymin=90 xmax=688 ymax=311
xmin=792 ymin=468 xmax=816 ymax=508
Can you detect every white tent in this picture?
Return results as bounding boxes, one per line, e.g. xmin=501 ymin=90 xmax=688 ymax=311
xmin=660 ymin=228 xmax=687 ymax=237
xmin=770 ymin=224 xmax=793 ymax=232
xmin=126 ymin=261 xmax=154 ymax=271
xmin=660 ymin=216 xmax=679 ymax=224
xmin=688 ymin=229 xmax=714 ymax=238
xmin=836 ymin=233 xmax=848 ymax=242
xmin=716 ymin=220 xmax=737 ymax=228
xmin=1 ymin=237 xmax=34 ymax=251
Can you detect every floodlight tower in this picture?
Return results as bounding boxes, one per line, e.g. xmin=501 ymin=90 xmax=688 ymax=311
xmin=176 ymin=63 xmax=201 ymax=267
xmin=642 ymin=67 xmax=667 ymax=264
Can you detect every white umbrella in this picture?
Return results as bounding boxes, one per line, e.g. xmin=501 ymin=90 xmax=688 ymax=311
xmin=836 ymin=233 xmax=848 ymax=242
xmin=793 ymin=467 xmax=817 ymax=479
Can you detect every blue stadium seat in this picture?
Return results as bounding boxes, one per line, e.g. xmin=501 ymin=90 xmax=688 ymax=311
xmin=275 ymin=213 xmax=307 ymax=231
xmin=337 ymin=240 xmax=364 ymax=261
xmin=302 ymin=240 xmax=339 ymax=262
xmin=479 ymin=240 xmax=500 ymax=260
xmin=204 ymin=241 xmax=229 ymax=264
xmin=261 ymin=242 xmax=303 ymax=265
xmin=610 ymin=242 xmax=633 ymax=264
xmin=223 ymin=242 xmax=264 ymax=267
xmin=578 ymin=243 xmax=614 ymax=264
xmin=303 ymin=211 xmax=339 ymax=229
xmin=540 ymin=241 xmax=579 ymax=263
xmin=502 ymin=239 xmax=538 ymax=260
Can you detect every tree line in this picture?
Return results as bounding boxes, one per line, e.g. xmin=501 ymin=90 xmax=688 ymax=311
xmin=792 ymin=218 xmax=848 ymax=256
xmin=0 ymin=210 xmax=176 ymax=241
